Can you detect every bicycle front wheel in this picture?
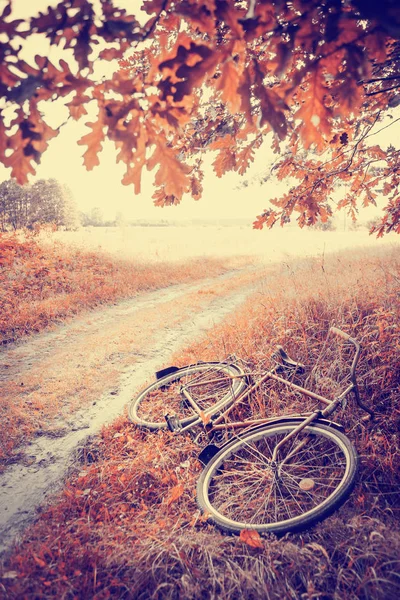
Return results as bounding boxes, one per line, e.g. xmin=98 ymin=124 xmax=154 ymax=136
xmin=197 ymin=421 xmax=358 ymax=534
xmin=129 ymin=362 xmax=247 ymax=431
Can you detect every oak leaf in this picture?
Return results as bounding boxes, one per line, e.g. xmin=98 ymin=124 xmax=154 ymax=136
xmin=215 ymin=59 xmax=242 ymax=114
xmin=2 ymin=106 xmax=58 ymax=184
xmin=236 ymin=145 xmax=255 ymax=175
xmin=77 ymin=117 xmax=105 ymax=170
xmin=190 ymin=173 xmax=203 ymax=200
xmin=295 ymin=66 xmax=332 ymax=150
xmin=213 ymin=148 xmax=236 ymax=177
xmin=33 ymin=554 xmax=46 ymax=568
xmin=239 ymin=529 xmax=263 ymax=549
xmin=147 ymin=141 xmax=191 ymax=199
xmin=166 ymin=483 xmax=184 ymax=506
xmin=175 ymin=0 xmax=215 ymax=34
xmin=0 ymin=119 xmax=8 ymax=162
xmin=238 ymin=68 xmax=253 ymax=123
xmin=142 ymin=0 xmax=166 ymax=16
xmin=66 ymin=94 xmax=90 ymax=120
xmin=152 ymin=189 xmax=179 ymax=207
xmin=121 ymin=123 xmax=148 ymax=194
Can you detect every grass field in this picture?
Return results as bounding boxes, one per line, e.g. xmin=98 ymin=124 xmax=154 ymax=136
xmin=2 ymin=244 xmax=399 ymax=599
xmin=50 ymin=224 xmax=399 ymax=262
xmin=5 ymin=225 xmax=397 ymax=345
xmin=0 ymin=230 xmax=251 ymax=345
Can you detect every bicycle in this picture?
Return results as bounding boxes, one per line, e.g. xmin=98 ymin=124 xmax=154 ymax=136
xmin=128 ymin=327 xmax=374 ymax=535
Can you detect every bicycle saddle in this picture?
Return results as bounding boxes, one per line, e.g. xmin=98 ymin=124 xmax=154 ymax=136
xmin=274 ymin=346 xmax=306 ymax=374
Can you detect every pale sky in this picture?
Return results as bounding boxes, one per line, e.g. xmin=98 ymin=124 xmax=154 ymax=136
xmin=0 ymin=0 xmax=398 ymax=223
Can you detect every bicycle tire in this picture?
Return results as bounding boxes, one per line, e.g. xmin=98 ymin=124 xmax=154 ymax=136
xmin=129 ymin=362 xmax=247 ymax=431
xmin=197 ymin=420 xmax=358 ymax=535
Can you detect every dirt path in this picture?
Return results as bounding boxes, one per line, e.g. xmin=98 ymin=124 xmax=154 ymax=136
xmin=0 ymin=265 xmax=264 ymax=555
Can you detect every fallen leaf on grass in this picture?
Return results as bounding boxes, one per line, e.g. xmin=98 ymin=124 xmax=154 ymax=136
xmin=239 ymin=529 xmax=263 ymax=549
xmin=166 ymin=483 xmax=184 ymax=506
xmin=199 ymin=410 xmax=211 ymax=425
xmin=33 ymin=554 xmax=46 ymax=568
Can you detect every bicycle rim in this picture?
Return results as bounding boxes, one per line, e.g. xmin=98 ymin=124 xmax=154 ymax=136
xmin=129 ymin=362 xmax=247 ymax=430
xmin=197 ymin=421 xmax=358 ymax=534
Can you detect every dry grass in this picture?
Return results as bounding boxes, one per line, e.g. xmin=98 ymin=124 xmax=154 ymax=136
xmin=1 ymin=245 xmax=400 ymax=599
xmin=0 ymin=231 xmax=251 ymax=345
xmin=0 ymin=245 xmax=258 ymax=469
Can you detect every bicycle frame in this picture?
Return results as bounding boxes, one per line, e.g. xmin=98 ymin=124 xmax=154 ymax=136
xmin=166 ymin=327 xmax=374 ymax=460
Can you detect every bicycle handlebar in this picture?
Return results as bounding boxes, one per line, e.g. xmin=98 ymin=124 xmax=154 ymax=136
xmin=329 ymin=326 xmax=361 ymax=382
xmin=329 ymin=326 xmax=351 ymax=341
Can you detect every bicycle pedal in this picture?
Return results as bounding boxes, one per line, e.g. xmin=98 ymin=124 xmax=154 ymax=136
xmin=155 ymin=366 xmax=180 ymax=380
xmin=164 ymin=413 xmax=182 ymax=432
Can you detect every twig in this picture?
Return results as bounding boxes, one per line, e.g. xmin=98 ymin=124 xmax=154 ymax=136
xmin=366 ymin=84 xmax=400 ymax=96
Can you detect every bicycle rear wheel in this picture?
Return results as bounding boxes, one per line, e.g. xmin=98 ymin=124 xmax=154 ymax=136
xmin=129 ymin=362 xmax=247 ymax=431
xmin=197 ymin=420 xmax=358 ymax=534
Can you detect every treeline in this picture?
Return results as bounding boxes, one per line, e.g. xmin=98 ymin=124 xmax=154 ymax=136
xmin=78 ymin=209 xmax=171 ymax=227
xmin=79 ymin=207 xmax=126 ymax=228
xmin=0 ymin=179 xmax=78 ymax=231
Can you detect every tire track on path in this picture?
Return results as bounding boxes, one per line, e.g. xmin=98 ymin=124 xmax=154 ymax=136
xmin=0 ymin=265 xmax=264 ymax=555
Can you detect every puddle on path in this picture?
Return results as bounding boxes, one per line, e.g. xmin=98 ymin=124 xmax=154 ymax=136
xmin=0 ymin=267 xmax=261 ymax=556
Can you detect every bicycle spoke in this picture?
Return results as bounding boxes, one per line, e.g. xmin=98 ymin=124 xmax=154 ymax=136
xmin=131 ymin=362 xmax=246 ymax=428
xmin=204 ymin=424 xmax=352 ymax=528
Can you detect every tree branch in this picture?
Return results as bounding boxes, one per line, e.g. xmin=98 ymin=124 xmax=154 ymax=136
xmin=365 ymin=84 xmax=400 ymax=96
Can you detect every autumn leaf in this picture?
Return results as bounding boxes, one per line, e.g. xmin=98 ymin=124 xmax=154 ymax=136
xmin=237 ymin=68 xmax=253 ymax=122
xmin=253 ymin=215 xmax=266 ymax=230
xmin=190 ymin=172 xmax=203 ymax=200
xmin=0 ymin=118 xmax=8 ymax=162
xmin=120 ymin=122 xmax=148 ymax=194
xmin=239 ymin=529 xmax=263 ymax=549
xmin=236 ymin=144 xmax=255 ymax=175
xmin=77 ymin=117 xmax=105 ymax=170
xmin=142 ymin=0 xmax=166 ymax=16
xmin=166 ymin=483 xmax=184 ymax=506
xmin=33 ymin=553 xmax=46 ymax=568
xmin=3 ymin=135 xmax=37 ymax=184
xmin=152 ymin=188 xmax=179 ymax=207
xmin=213 ymin=148 xmax=236 ymax=177
xmin=147 ymin=141 xmax=191 ymax=199
xmin=66 ymin=94 xmax=90 ymax=120
xmin=215 ymin=59 xmax=242 ymax=114
xmin=295 ymin=66 xmax=332 ymax=150
xmin=253 ymin=209 xmax=278 ymax=230
xmin=199 ymin=410 xmax=211 ymax=425
xmin=27 ymin=103 xmax=58 ymax=155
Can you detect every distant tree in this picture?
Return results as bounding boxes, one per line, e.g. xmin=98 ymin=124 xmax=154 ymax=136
xmin=28 ymin=179 xmax=66 ymax=227
xmin=79 ymin=211 xmax=91 ymax=228
xmin=312 ymin=218 xmax=336 ymax=232
xmin=61 ymin=183 xmax=79 ymax=230
xmin=0 ymin=178 xmax=78 ymax=230
xmin=90 ymin=207 xmax=104 ymax=227
xmin=80 ymin=207 xmax=105 ymax=227
xmin=115 ymin=211 xmax=126 ymax=227
xmin=0 ymin=180 xmax=29 ymax=230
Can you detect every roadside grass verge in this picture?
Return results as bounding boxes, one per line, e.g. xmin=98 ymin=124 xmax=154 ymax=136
xmin=0 ymin=231 xmax=254 ymax=468
xmin=0 ymin=231 xmax=251 ymax=345
xmin=1 ymin=245 xmax=400 ymax=599
xmin=0 ymin=264 xmax=261 ymax=470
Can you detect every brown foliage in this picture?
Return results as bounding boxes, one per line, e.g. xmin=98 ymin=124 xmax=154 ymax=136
xmin=1 ymin=1 xmax=400 ymax=231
